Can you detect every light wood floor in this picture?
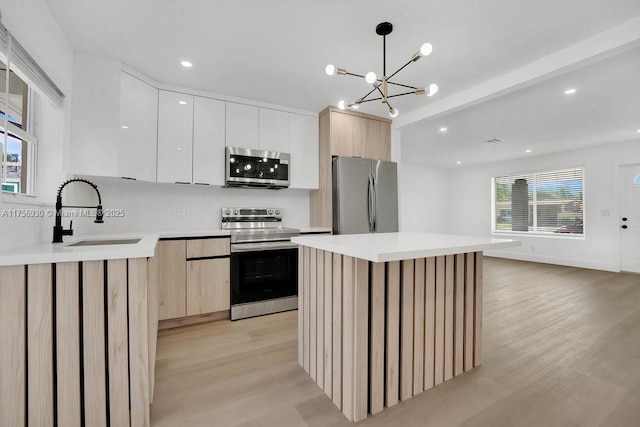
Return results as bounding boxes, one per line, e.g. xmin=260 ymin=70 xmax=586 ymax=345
xmin=151 ymin=258 xmax=640 ymax=427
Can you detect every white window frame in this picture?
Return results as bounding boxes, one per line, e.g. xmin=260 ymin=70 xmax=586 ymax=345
xmin=491 ymin=167 xmax=585 ymax=238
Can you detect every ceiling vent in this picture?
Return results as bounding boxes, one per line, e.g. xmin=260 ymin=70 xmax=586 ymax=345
xmin=485 ymin=138 xmax=504 ymax=144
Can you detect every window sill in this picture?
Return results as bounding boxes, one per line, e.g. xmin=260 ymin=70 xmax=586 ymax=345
xmin=1 ymin=192 xmax=54 ymax=207
xmin=492 ymin=231 xmax=585 ymax=240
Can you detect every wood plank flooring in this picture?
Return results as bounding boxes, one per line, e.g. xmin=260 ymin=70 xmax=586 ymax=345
xmin=151 ymin=258 xmax=640 ymax=427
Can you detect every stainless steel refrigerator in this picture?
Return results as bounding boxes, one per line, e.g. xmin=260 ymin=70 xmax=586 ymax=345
xmin=332 ymin=157 xmax=399 ymax=235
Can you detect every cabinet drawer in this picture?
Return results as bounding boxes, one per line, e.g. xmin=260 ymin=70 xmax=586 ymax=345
xmin=186 ymin=238 xmax=230 ymax=258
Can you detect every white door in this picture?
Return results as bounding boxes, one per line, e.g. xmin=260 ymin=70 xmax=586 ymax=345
xmin=620 ymin=164 xmax=640 ymax=273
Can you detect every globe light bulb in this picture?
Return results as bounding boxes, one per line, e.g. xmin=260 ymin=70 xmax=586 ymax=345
xmin=420 ymin=43 xmax=433 ymax=57
xmin=389 ymin=108 xmax=399 ymax=118
xmin=365 ymin=72 xmax=377 ymax=85
xmin=325 ymin=64 xmax=337 ymax=76
xmin=338 ymin=100 xmax=346 ymax=110
xmin=427 ymin=83 xmax=439 ymax=96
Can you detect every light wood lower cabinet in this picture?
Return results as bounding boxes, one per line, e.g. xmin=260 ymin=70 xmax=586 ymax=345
xmin=153 ymin=240 xmax=187 ymax=320
xmin=153 ymin=237 xmax=231 ymax=322
xmin=187 ymin=258 xmax=231 ymax=316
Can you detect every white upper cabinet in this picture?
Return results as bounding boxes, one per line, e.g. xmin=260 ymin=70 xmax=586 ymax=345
xmin=157 ymin=91 xmax=194 ymax=184
xmin=288 ymin=114 xmax=319 ymax=189
xmin=225 ymin=103 xmax=259 ymax=149
xmin=119 ymin=72 xmax=158 ymax=182
xmin=259 ymin=108 xmax=289 ymax=153
xmin=70 ymin=54 xmax=121 ymax=177
xmin=193 ymin=97 xmax=226 ymax=185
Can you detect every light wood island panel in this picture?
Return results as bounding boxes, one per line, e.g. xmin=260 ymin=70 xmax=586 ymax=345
xmin=298 ymin=246 xmax=484 ymax=422
xmin=0 ymin=258 xmax=155 ymax=427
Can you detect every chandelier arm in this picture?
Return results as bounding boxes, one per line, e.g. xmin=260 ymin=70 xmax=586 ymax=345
xmin=345 ymin=72 xmax=366 ymax=78
xmin=357 ymin=86 xmax=379 ymax=102
xmin=386 ymin=81 xmax=418 ymax=90
xmin=386 ymin=59 xmax=414 ymax=81
xmin=356 ymin=96 xmax=384 ymax=104
xmin=385 ymin=91 xmax=417 ymax=99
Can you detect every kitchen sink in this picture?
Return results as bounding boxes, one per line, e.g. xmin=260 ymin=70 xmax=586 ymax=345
xmin=67 ymin=238 xmax=141 ymax=247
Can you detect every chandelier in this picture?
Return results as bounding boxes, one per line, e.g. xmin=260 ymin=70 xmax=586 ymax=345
xmin=325 ymin=22 xmax=438 ymax=118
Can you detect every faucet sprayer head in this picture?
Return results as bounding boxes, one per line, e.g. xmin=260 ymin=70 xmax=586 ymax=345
xmin=95 ymin=204 xmax=104 ymax=223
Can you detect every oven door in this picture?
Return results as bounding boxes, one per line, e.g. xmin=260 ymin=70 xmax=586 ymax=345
xmin=230 ymin=242 xmax=298 ymax=306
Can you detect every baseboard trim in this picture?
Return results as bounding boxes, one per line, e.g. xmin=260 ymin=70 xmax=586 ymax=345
xmin=485 ymin=250 xmax=620 ymax=272
xmin=159 ymin=310 xmax=230 ymax=330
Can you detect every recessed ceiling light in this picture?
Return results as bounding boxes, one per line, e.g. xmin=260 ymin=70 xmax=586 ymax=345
xmin=525 ymin=149 xmax=532 ymax=153
xmin=564 ymin=88 xmax=577 ymax=95
xmin=439 ymin=127 xmax=448 ymax=132
xmin=121 ymin=125 xmax=128 ymax=129
xmin=456 ymin=161 xmax=462 ymax=165
xmin=180 ymin=61 xmax=192 ymax=68
xmin=179 ymin=101 xmax=187 ymax=105
xmin=637 ymin=129 xmax=640 ymax=133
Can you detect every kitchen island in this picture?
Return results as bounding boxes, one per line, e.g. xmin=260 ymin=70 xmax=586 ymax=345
xmin=291 ymin=232 xmax=520 ymax=422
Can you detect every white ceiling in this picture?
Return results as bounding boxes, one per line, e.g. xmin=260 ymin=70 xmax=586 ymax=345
xmin=44 ymin=0 xmax=640 ymax=167
xmin=400 ymin=46 xmax=640 ymax=168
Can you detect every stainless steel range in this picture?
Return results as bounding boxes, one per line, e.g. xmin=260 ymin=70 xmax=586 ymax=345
xmin=222 ymin=207 xmax=300 ymax=320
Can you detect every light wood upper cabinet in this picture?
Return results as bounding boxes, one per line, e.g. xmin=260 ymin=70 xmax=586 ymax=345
xmin=157 ymin=91 xmax=194 ymax=183
xmin=153 ymin=240 xmax=187 ymax=320
xmin=327 ymin=109 xmax=390 ymax=161
xmin=193 ymin=97 xmax=226 ymax=185
xmin=330 ymin=110 xmax=363 ymax=158
xmin=226 ymin=103 xmax=259 ymax=149
xmin=259 ymin=108 xmax=289 ymax=153
xmin=289 ymin=113 xmax=319 ymax=189
xmin=361 ymin=118 xmax=391 ymax=161
xmin=186 ymin=258 xmax=230 ymax=316
xmin=119 ymin=72 xmax=158 ymax=181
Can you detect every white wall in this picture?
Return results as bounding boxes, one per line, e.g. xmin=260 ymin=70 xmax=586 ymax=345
xmin=448 ymin=138 xmax=640 ymax=272
xmin=68 ymin=177 xmax=311 ymax=236
xmin=0 ymin=0 xmax=74 ymax=250
xmin=398 ymin=162 xmax=451 ymax=233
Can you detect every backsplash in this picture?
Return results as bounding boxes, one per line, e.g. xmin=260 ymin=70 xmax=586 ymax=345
xmin=67 ymin=177 xmax=311 ymax=236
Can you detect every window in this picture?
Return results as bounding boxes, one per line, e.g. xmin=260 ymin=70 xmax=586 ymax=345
xmin=1 ymin=60 xmax=37 ymax=195
xmin=493 ymin=168 xmax=584 ymax=236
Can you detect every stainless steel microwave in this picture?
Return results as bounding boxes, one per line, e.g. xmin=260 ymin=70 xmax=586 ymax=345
xmin=224 ymin=147 xmax=290 ymax=189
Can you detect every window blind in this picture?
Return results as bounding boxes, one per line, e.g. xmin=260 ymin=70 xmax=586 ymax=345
xmin=0 ymin=21 xmax=65 ymax=107
xmin=493 ymin=167 xmax=584 ymax=235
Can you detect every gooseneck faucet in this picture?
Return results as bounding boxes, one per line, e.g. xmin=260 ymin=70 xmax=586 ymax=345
xmin=52 ymin=178 xmax=104 ymax=243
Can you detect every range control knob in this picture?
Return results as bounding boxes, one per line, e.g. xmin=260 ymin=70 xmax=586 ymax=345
xmin=268 ymin=209 xmax=274 ymax=215
xmin=275 ymin=209 xmax=280 ymax=215
xmin=233 ymin=210 xmax=238 ymax=215
xmin=224 ymin=209 xmax=231 ymax=215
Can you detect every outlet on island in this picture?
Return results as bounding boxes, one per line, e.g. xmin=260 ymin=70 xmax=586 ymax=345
xmin=173 ymin=205 xmax=186 ymax=216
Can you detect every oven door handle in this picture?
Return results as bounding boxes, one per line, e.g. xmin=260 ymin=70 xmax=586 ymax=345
xmin=231 ymin=241 xmax=299 ymax=253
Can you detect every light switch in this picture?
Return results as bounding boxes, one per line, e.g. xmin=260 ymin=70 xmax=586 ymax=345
xmin=601 ymin=210 xmax=610 ymax=216
xmin=174 ymin=205 xmax=186 ymax=216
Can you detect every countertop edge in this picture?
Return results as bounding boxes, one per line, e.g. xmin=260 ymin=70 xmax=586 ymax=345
xmin=292 ymin=233 xmax=522 ymax=262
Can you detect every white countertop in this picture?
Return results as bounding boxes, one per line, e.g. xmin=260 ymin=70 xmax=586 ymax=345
xmin=0 ymin=232 xmax=160 ymax=267
xmin=291 ymin=232 xmax=521 ymax=262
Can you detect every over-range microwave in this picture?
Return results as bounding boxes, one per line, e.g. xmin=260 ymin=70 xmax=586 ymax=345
xmin=224 ymin=146 xmax=290 ymax=189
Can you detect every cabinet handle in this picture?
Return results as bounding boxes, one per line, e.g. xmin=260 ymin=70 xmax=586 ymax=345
xmin=194 ymin=182 xmax=210 ymax=186
xmin=121 ymin=176 xmax=137 ymax=180
xmin=174 ymin=181 xmax=191 ymax=185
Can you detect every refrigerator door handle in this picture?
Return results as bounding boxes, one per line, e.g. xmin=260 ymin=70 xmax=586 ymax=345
xmin=367 ymin=173 xmax=375 ymax=232
xmin=372 ymin=174 xmax=377 ymax=232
